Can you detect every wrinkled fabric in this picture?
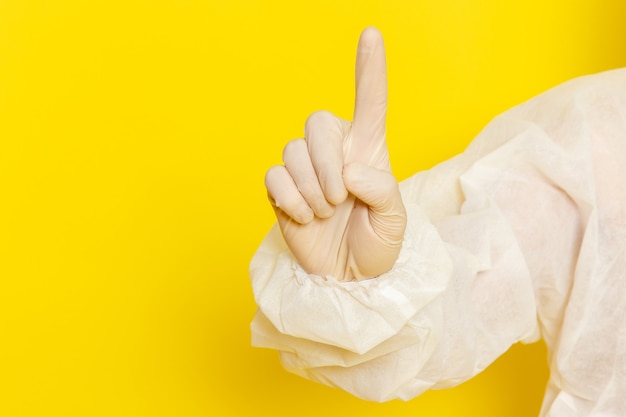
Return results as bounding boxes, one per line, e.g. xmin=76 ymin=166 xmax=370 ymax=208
xmin=250 ymin=68 xmax=626 ymax=415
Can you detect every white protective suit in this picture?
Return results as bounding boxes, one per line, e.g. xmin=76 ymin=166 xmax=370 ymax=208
xmin=250 ymin=67 xmax=626 ymax=416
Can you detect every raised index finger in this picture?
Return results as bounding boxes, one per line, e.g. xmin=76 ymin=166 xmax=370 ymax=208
xmin=350 ymin=27 xmax=388 ymax=168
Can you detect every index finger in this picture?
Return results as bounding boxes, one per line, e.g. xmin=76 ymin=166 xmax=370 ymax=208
xmin=351 ymin=27 xmax=388 ymax=162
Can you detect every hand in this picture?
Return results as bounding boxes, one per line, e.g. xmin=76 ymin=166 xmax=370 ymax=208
xmin=265 ymin=27 xmax=407 ymax=281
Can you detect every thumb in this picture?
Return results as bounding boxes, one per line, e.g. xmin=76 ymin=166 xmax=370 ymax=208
xmin=343 ymin=162 xmax=406 ymax=245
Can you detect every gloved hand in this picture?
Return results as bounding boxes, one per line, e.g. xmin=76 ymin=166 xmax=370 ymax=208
xmin=264 ymin=28 xmax=407 ymax=281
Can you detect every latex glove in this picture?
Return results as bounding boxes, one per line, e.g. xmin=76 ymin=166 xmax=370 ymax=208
xmin=264 ymin=28 xmax=407 ymax=281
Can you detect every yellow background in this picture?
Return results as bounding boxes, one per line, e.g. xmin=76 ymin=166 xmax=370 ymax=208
xmin=1 ymin=1 xmax=625 ymax=416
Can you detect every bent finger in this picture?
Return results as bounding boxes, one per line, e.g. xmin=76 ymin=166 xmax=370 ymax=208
xmin=265 ymin=165 xmax=314 ymax=224
xmin=283 ymin=138 xmax=335 ymax=218
xmin=304 ymin=110 xmax=350 ymax=205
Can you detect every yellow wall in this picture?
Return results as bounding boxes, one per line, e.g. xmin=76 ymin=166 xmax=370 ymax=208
xmin=1 ymin=1 xmax=625 ymax=416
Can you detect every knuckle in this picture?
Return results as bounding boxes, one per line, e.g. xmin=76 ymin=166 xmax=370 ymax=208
xmin=305 ymin=110 xmax=335 ymax=134
xmin=282 ymin=138 xmax=306 ymax=163
xmin=264 ymin=165 xmax=285 ymax=188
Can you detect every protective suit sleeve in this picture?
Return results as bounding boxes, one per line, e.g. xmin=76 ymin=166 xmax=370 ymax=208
xmin=250 ymin=67 xmax=626 ymax=413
